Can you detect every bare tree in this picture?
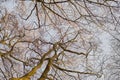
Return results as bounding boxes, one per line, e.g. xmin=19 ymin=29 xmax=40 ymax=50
xmin=0 ymin=0 xmax=120 ymax=80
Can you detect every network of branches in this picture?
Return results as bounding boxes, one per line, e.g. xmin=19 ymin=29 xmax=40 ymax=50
xmin=0 ymin=0 xmax=120 ymax=80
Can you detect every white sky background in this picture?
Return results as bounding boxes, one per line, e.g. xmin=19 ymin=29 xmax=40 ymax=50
xmin=0 ymin=0 xmax=114 ymax=80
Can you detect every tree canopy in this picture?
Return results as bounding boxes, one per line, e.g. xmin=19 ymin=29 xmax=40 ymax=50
xmin=0 ymin=0 xmax=120 ymax=80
